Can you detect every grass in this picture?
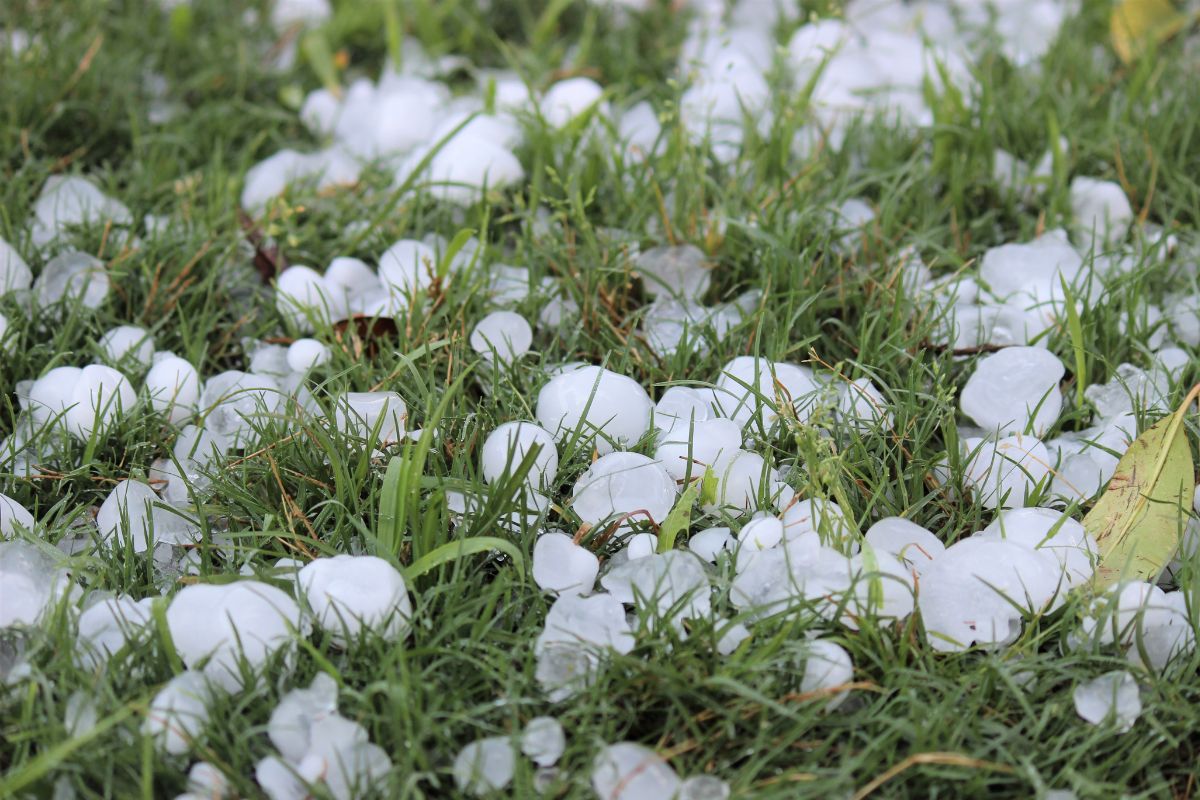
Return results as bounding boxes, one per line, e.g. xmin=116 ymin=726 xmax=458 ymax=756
xmin=2 ymin=0 xmax=1200 ymax=797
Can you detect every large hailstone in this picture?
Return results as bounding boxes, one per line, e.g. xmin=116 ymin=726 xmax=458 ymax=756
xmin=145 ymin=356 xmax=201 ymax=424
xmin=960 ymin=347 xmax=1065 ymax=435
xmin=535 ymin=365 xmax=653 ymax=454
xmin=534 ymin=593 xmax=634 ymax=700
xmin=709 ymin=356 xmax=821 ymax=428
xmin=144 ymin=671 xmax=214 ymax=755
xmin=571 ymin=452 xmax=677 ymax=532
xmin=654 ymin=417 xmax=741 ymax=482
xmin=34 ymin=251 xmax=110 ymax=309
xmin=864 ymin=517 xmax=945 ymax=572
xmin=540 ymin=77 xmax=606 ymax=128
xmin=634 ymin=244 xmax=711 ymax=299
xmin=98 ymin=325 xmax=154 ymax=369
xmin=397 ymin=135 xmax=525 ymax=206
xmin=96 ymin=479 xmax=198 ymax=552
xmin=978 ymin=232 xmax=1084 ymax=309
xmin=165 ymin=580 xmax=307 ymax=690
xmin=600 ymin=550 xmax=712 ymax=625
xmin=1073 ymin=671 xmax=1141 ymax=732
xmin=275 ymin=265 xmax=345 ymax=331
xmin=481 ymin=421 xmax=559 ymax=490
xmin=200 ymin=370 xmax=283 ymax=446
xmin=76 ymin=595 xmax=154 ymax=668
xmin=30 ymin=175 xmax=133 ymax=247
xmin=378 ymin=239 xmax=437 ymax=297
xmin=0 ymin=541 xmax=73 ymax=629
xmin=961 ymin=435 xmax=1052 ymax=509
xmin=1070 ymin=177 xmax=1133 ymax=244
xmin=454 ymin=737 xmax=516 ymax=796
xmin=66 ymin=364 xmax=136 ymax=440
xmin=333 ymin=391 xmax=407 ymax=448
xmin=591 ymin=743 xmax=681 ymax=800
xmin=267 ymin=672 xmax=340 ymax=762
xmin=801 ymin=639 xmax=854 ymax=711
xmin=298 ymin=555 xmax=413 ymax=645
xmin=470 ymin=311 xmax=532 ymax=363
xmin=979 ymin=507 xmax=1097 ymax=588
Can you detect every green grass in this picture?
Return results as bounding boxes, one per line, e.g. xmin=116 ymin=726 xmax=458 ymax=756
xmin=2 ymin=0 xmax=1200 ymax=798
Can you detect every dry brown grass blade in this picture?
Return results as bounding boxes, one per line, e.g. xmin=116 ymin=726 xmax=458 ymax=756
xmin=852 ymin=751 xmax=1014 ymax=800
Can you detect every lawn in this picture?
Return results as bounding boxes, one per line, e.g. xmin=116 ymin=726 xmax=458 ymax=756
xmin=1 ymin=0 xmax=1199 ymax=798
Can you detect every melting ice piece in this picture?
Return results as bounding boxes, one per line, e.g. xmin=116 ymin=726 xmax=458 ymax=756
xmin=571 ymin=452 xmax=676 ymax=532
xmin=960 ymin=347 xmax=1064 ymax=436
xmin=97 ymin=479 xmax=198 ymax=552
xmin=0 ymin=236 xmax=32 ymax=295
xmin=298 ymin=555 xmax=413 ymax=645
xmin=268 ymin=672 xmax=339 ymax=762
xmin=533 ymin=532 xmax=599 ymax=596
xmin=333 ymin=391 xmax=406 ymax=448
xmin=634 ymin=244 xmax=710 ymax=299
xmin=470 ymin=311 xmax=533 ymax=363
xmin=679 ymin=775 xmax=732 ymax=800
xmin=454 ymin=737 xmax=515 ymax=795
xmin=591 ymin=742 xmax=680 ymax=800
xmin=1073 ymin=671 xmax=1141 ymax=732
xmin=801 ymin=639 xmax=853 ymax=711
xmin=1070 ymin=177 xmax=1132 ymax=244
xmin=864 ymin=517 xmax=944 ymax=572
xmin=710 ymin=356 xmax=820 ymax=428
xmin=76 ymin=595 xmax=154 ymax=668
xmin=0 ymin=541 xmax=73 ymax=629
xmin=481 ymin=421 xmax=558 ymax=490
xmin=536 ymin=365 xmax=653 ymax=454
xmin=962 ymin=435 xmax=1052 ymax=510
xmin=34 ymin=251 xmax=110 ymax=309
xmin=145 ymin=356 xmax=201 ymax=424
xmin=98 ymin=325 xmax=154 ymax=369
xmin=601 ymin=550 xmax=712 ymax=625
xmin=521 ymin=716 xmax=565 ymax=767
xmin=144 ymin=671 xmax=214 ymax=755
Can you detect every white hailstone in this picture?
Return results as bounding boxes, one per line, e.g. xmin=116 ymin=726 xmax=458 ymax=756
xmin=591 ymin=743 xmax=681 ymax=800
xmin=34 ymin=251 xmax=110 ymax=310
xmin=864 ymin=517 xmax=945 ymax=572
xmin=270 ymin=0 xmax=331 ymax=30
xmin=0 ymin=312 xmax=10 ymax=353
xmin=1164 ymin=294 xmax=1200 ymax=347
xmin=536 ymin=365 xmax=653 ymax=454
xmin=333 ymin=391 xmax=407 ymax=448
xmin=0 ymin=541 xmax=72 ymax=629
xmin=186 ymin=762 xmax=229 ymax=798
xmin=298 ymin=555 xmax=413 ymax=645
xmin=710 ymin=356 xmax=821 ymax=428
xmin=378 ymin=239 xmax=437 ymax=297
xmin=619 ymin=101 xmax=663 ymax=158
xmin=601 ymin=550 xmax=712 ymax=624
xmin=1070 ymin=177 xmax=1133 ymax=244
xmin=979 ymin=508 xmax=1097 ymax=587
xmin=267 ymin=672 xmax=339 ymax=762
xmin=64 ymin=364 xmax=136 ymax=440
xmin=679 ymin=775 xmax=732 ymax=800
xmin=64 ymin=690 xmax=99 ymax=738
xmin=0 ymin=236 xmax=33 ymax=294
xmin=481 ymin=421 xmax=559 ymax=489
xmin=1078 ymin=582 xmax=1195 ymax=671
xmin=256 ymin=756 xmax=306 ymax=800
xmin=521 ymin=717 xmax=565 ymax=767
xmin=98 ymin=325 xmax=154 ymax=369
xmin=738 ymin=515 xmax=783 ymax=556
xmin=842 ymin=548 xmax=916 ymax=627
xmin=200 ymin=370 xmax=282 ymax=446
xmin=165 ymin=580 xmax=306 ymax=691
xmin=716 ymin=620 xmax=752 ymax=656
xmin=470 ymin=311 xmax=533 ymax=363
xmin=836 ymin=378 xmax=891 ymax=430
xmin=76 ymin=595 xmax=154 ymax=668
xmin=398 ymin=135 xmax=525 ymax=205
xmin=247 ymin=342 xmax=291 ymax=380
xmin=705 ymin=449 xmax=783 ymax=515
xmin=97 ymin=479 xmax=197 ymax=552
xmin=624 ymin=532 xmax=658 ymax=560
xmin=145 ymin=357 xmax=201 ymax=424
xmin=801 ymin=639 xmax=853 ymax=711
xmin=454 ymin=737 xmax=515 ymax=795
xmin=300 ymin=88 xmax=340 ymax=135
xmin=31 ymin=175 xmax=133 ymax=247
xmin=1073 ymin=671 xmax=1141 ymax=732
xmin=286 ymin=338 xmax=331 ymax=372
xmin=1083 ymin=363 xmax=1169 ymax=417
xmin=978 ymin=233 xmax=1084 ymax=308
xmin=144 ymin=671 xmax=214 ymax=755
xmin=276 ymin=266 xmax=344 ymax=330
xmin=780 ymin=498 xmax=856 ymax=551
xmin=634 ymin=244 xmax=710 ymax=299
xmin=0 ymin=493 xmax=35 ymax=537
xmin=295 ymin=715 xmax=392 ymax=800
xmin=960 ymin=347 xmax=1064 ymax=436
xmin=653 ymin=386 xmax=714 ymax=433
xmin=533 ymin=532 xmax=599 ymax=596
xmin=240 ymin=150 xmax=315 ymax=210
xmin=689 ymin=527 xmax=734 ymax=562
xmin=27 ymin=366 xmax=80 ymax=425
xmin=654 ymin=417 xmax=741 ymax=482
xmin=571 ymin=452 xmax=677 ymax=531
xmin=918 ymin=538 xmax=1061 ymax=652
xmin=540 ymin=77 xmax=606 ymax=128
xmin=535 ymin=593 xmax=634 ymax=700
xmin=962 ymin=435 xmax=1053 ymax=510
xmin=325 ymin=256 xmax=380 ymax=302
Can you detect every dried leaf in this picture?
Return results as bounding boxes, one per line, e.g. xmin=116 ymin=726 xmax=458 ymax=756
xmin=1086 ymin=384 xmax=1199 ymax=589
xmin=237 ymin=209 xmax=287 ymax=284
xmin=1111 ymin=0 xmax=1189 ymax=64
xmin=332 ymin=315 xmax=399 ymax=359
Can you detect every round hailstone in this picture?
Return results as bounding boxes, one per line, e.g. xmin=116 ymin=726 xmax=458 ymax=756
xmin=979 ymin=507 xmax=1097 ymax=587
xmin=298 ymin=555 xmax=413 ymax=645
xmin=470 ymin=311 xmax=533 ymax=363
xmin=97 ymin=479 xmax=197 ymax=552
xmin=402 ymin=135 xmax=525 ymax=206
xmin=65 ymin=364 xmax=136 ymax=441
xmin=591 ymin=742 xmax=681 ymax=800
xmin=978 ymin=234 xmax=1084 ymax=308
xmin=532 ymin=532 xmax=599 ymax=595
xmin=144 ymin=356 xmax=200 ymax=424
xmin=76 ymin=595 xmax=154 ymax=668
xmin=334 ymin=391 xmax=407 ymax=448
xmin=679 ymin=775 xmax=732 ymax=800
xmin=962 ymin=435 xmax=1053 ymax=510
xmin=276 ymin=266 xmax=344 ymax=331
xmin=27 ymin=366 xmax=82 ymax=425
xmin=378 ymin=239 xmax=437 ymax=297
xmin=0 ymin=493 xmax=35 ymax=537
xmin=842 ymin=549 xmax=916 ymax=626
xmin=780 ymin=498 xmax=856 ymax=550
xmin=571 ymin=452 xmax=677 ymax=531
xmin=165 ymin=580 xmax=307 ymax=691
xmin=1070 ymin=177 xmax=1133 ymax=243
xmin=267 ymin=672 xmax=339 ymax=762
xmin=960 ymin=347 xmax=1065 ymax=436
xmin=836 ymin=378 xmax=891 ymax=430
xmin=482 ymin=421 xmax=558 ymax=489
xmin=738 ymin=516 xmax=783 ymax=553
xmin=454 ymin=737 xmax=516 ymax=796
xmin=653 ymin=386 xmax=714 ymax=433
xmin=864 ymin=517 xmax=945 ymax=572
xmin=521 ymin=716 xmax=566 ymax=768
xmin=688 ymin=527 xmax=735 ymax=562
xmin=200 ymin=370 xmax=283 ymax=445
xmin=144 ymin=671 xmax=213 ymax=755
xmin=540 ymin=77 xmax=606 ymax=128
xmin=0 ymin=236 xmax=33 ymax=295
xmin=654 ymin=417 xmax=741 ymax=482
xmin=535 ymin=365 xmax=653 ymax=454
xmin=325 ymin=256 xmax=380 ymax=301
xmin=634 ymin=244 xmax=711 ymax=299
xmin=705 ymin=449 xmax=783 ymax=515
xmin=801 ymin=639 xmax=853 ymax=711
xmin=1073 ymin=670 xmax=1141 ymax=732
xmin=300 ymin=88 xmax=340 ymax=135
xmin=98 ymin=325 xmax=154 ymax=369
xmin=624 ymin=532 xmax=658 ymax=560
xmin=711 ymin=356 xmax=821 ymax=428
xmin=34 ymin=251 xmax=110 ymax=310
xmin=287 ymin=338 xmax=332 ymax=372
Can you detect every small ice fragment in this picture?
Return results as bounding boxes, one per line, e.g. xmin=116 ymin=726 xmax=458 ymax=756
xmin=521 ymin=716 xmax=565 ymax=767
xmin=64 ymin=690 xmax=98 ymax=738
xmin=1073 ymin=671 xmax=1141 ymax=732
xmin=688 ymin=527 xmax=734 ymax=562
xmin=801 ymin=639 xmax=853 ymax=711
xmin=716 ymin=620 xmax=751 ymax=656
xmin=145 ymin=357 xmax=201 ymax=424
xmin=34 ymin=251 xmax=110 ymax=310
xmin=591 ymin=742 xmax=680 ymax=800
xmin=536 ymin=365 xmax=653 ymax=454
xmin=98 ymin=325 xmax=154 ymax=370
xmin=960 ymin=347 xmax=1064 ymax=436
xmin=287 ymin=338 xmax=331 ymax=372
xmin=454 ymin=736 xmax=515 ymax=795
xmin=481 ymin=421 xmax=559 ymax=490
xmin=679 ymin=775 xmax=732 ymax=800
xmin=334 ymin=391 xmax=407 ymax=448
xmin=571 ymin=452 xmax=676 ymax=532
xmin=298 ymin=555 xmax=413 ymax=645
xmin=144 ymin=671 xmax=214 ymax=755
xmin=533 ymin=533 xmax=599 ymax=595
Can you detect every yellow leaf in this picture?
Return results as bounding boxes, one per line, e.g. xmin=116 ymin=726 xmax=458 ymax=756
xmin=1085 ymin=384 xmax=1199 ymax=590
xmin=1111 ymin=0 xmax=1190 ymax=64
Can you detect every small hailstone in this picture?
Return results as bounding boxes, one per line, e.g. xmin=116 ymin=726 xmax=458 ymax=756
xmin=960 ymin=347 xmax=1064 ymax=436
xmin=679 ymin=775 xmax=732 ymax=800
xmin=962 ymin=435 xmax=1052 ymax=510
xmin=864 ymin=517 xmax=944 ymax=571
xmin=540 ymin=77 xmax=606 ymax=128
xmin=268 ymin=672 xmax=339 ymax=762
xmin=248 ymin=342 xmax=292 ymax=378
xmin=0 ymin=542 xmax=73 ymax=629
xmin=378 ymin=239 xmax=437 ymax=297
xmin=780 ymin=498 xmax=856 ymax=550
xmin=286 ymin=338 xmax=331 ymax=372
xmin=298 ymin=555 xmax=413 ymax=645
xmin=144 ymin=671 xmax=214 ymax=755
xmin=256 ymin=756 xmax=306 ymax=800
xmin=297 ymin=714 xmax=392 ymax=800
xmin=1073 ymin=671 xmax=1141 ymax=732
xmin=689 ymin=527 xmax=734 ymax=562
xmin=801 ymin=639 xmax=853 ymax=711
xmin=145 ymin=357 xmax=200 ymax=424
xmin=571 ymin=452 xmax=677 ymax=532
xmin=97 ymin=479 xmax=197 ymax=552
xmin=711 ymin=356 xmax=821 ymax=428
xmin=705 ymin=449 xmax=784 ymax=516
xmin=31 ymin=175 xmax=133 ymax=247
xmin=34 ymin=251 xmax=110 ymax=310
xmin=836 ymin=378 xmax=891 ymax=430
xmin=1070 ymin=177 xmax=1133 ymax=244
xmin=481 ymin=421 xmax=559 ymax=489
xmin=535 ymin=593 xmax=635 ymax=699
xmin=591 ymin=742 xmax=681 ymax=800
xmin=533 ymin=533 xmax=598 ymax=595
xmin=653 ymin=386 xmax=713 ymax=433
xmin=470 ymin=310 xmax=533 ymax=363
xmin=634 ymin=244 xmax=711 ymax=299
xmin=0 ymin=493 xmax=35 ymax=537
xmin=0 ymin=236 xmax=33 ymax=295
xmin=397 ymin=135 xmax=525 ymax=205
xmin=454 ymin=737 xmax=515 ymax=795
xmin=325 ymin=256 xmax=380 ymax=300
xmin=300 ymin=88 xmax=340 ymax=135
xmin=187 ymin=762 xmax=229 ymax=798
xmin=738 ymin=516 xmax=783 ymax=554
xmin=716 ymin=620 xmax=751 ymax=656
xmin=64 ymin=690 xmax=99 ymax=738
xmin=978 ymin=233 xmax=1084 ymax=308
xmin=624 ymin=532 xmax=658 ymax=560
xmin=276 ymin=266 xmax=344 ymax=331
xmin=1165 ymin=293 xmax=1200 ymax=346
xmin=334 ymin=391 xmax=407 ymax=447
xmin=63 ymin=364 xmax=136 ymax=441
xmin=76 ymin=595 xmax=154 ymax=667
xmin=200 ymin=370 xmax=283 ymax=446
xmin=521 ymin=716 xmax=566 ymax=767
xmin=535 ymin=365 xmax=653 ymax=454
xmin=98 ymin=325 xmax=155 ymax=369
xmin=654 ymin=417 xmax=741 ymax=482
